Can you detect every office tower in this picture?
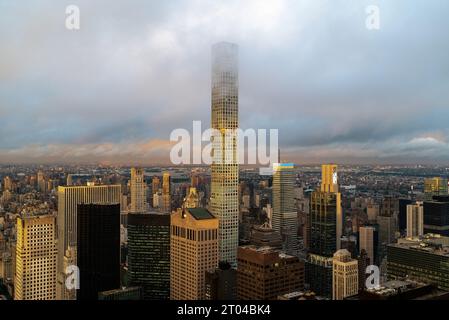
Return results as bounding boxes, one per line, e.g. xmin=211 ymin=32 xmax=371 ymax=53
xmin=210 ymin=42 xmax=239 ymax=267
xmin=205 ymin=262 xmax=237 ymax=300
xmin=66 ymin=174 xmax=73 ymax=186
xmin=424 ymin=177 xmax=448 ymax=201
xmin=272 ymin=163 xmax=299 ymax=256
xmin=14 ymin=215 xmax=57 ymax=300
xmin=152 ymin=176 xmax=160 ymax=193
xmin=130 ymin=168 xmax=147 ymax=213
xmin=398 ymin=198 xmax=413 ymax=233
xmin=332 ymin=249 xmax=358 ymax=300
xmin=305 ymin=164 xmax=342 ymax=298
xmin=170 ymin=207 xmax=218 ymax=300
xmin=407 ymin=202 xmax=424 ymax=238
xmin=161 ymin=172 xmax=171 ymax=212
xmin=184 ymin=187 xmax=199 ymax=208
xmin=381 ymin=195 xmax=399 ymax=218
xmin=249 ymin=222 xmax=283 ymax=250
xmin=128 ymin=212 xmax=170 ymax=300
xmin=377 ymin=196 xmax=398 ymax=260
xmin=56 ymin=185 xmax=121 ymax=299
xmin=98 ymin=287 xmax=143 ymax=300
xmin=77 ymin=203 xmax=120 ymax=300
xmin=423 ymin=196 xmax=449 ymax=236
xmin=359 ymin=226 xmax=375 ymax=265
xmin=237 ymin=246 xmax=304 ymax=300
xmin=357 ymin=249 xmax=370 ymax=292
xmin=387 ymin=235 xmax=449 ymax=291
xmin=367 ymin=204 xmax=379 ymax=223
xmin=37 ymin=170 xmax=46 ymax=193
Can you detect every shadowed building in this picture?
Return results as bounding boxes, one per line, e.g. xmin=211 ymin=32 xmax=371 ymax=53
xmin=128 ymin=212 xmax=170 ymax=300
xmin=237 ymin=246 xmax=304 ymax=300
xmin=77 ymin=203 xmax=120 ymax=300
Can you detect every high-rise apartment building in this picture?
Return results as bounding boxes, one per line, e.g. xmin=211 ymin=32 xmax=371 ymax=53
xmin=14 ymin=215 xmax=57 ymax=300
xmin=407 ymin=202 xmax=424 ymax=238
xmin=130 ymin=168 xmax=147 ymax=213
xmin=56 ymin=185 xmax=121 ymax=299
xmin=272 ymin=163 xmax=299 ymax=256
xmin=128 ymin=212 xmax=170 ymax=300
xmin=170 ymin=207 xmax=218 ymax=300
xmin=77 ymin=203 xmax=120 ymax=300
xmin=424 ymin=177 xmax=448 ymax=201
xmin=332 ymin=249 xmax=358 ymax=300
xmin=237 ymin=246 xmax=304 ymax=300
xmin=210 ymin=42 xmax=239 ymax=267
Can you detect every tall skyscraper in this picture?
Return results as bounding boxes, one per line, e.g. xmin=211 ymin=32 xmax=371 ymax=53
xmin=359 ymin=226 xmax=375 ymax=265
xmin=306 ymin=164 xmax=342 ymax=298
xmin=272 ymin=163 xmax=299 ymax=256
xmin=77 ymin=203 xmax=120 ymax=300
xmin=210 ymin=42 xmax=239 ymax=267
xmin=237 ymin=246 xmax=304 ymax=300
xmin=128 ymin=212 xmax=170 ymax=300
xmin=161 ymin=172 xmax=171 ymax=212
xmin=130 ymin=168 xmax=147 ymax=213
xmin=407 ymin=202 xmax=424 ymax=238
xmin=56 ymin=185 xmax=121 ymax=299
xmin=332 ymin=249 xmax=358 ymax=300
xmin=170 ymin=207 xmax=218 ymax=300
xmin=14 ymin=215 xmax=57 ymax=300
xmin=424 ymin=177 xmax=448 ymax=201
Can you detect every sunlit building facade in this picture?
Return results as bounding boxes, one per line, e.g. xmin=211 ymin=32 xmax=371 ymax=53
xmin=210 ymin=42 xmax=239 ymax=266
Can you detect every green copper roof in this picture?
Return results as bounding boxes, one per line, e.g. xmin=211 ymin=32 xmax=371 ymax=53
xmin=187 ymin=208 xmax=216 ymax=220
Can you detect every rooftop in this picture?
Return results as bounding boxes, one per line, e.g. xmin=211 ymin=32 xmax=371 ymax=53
xmin=187 ymin=208 xmax=216 ymax=220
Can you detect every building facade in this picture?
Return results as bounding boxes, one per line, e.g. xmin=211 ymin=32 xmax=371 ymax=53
xmin=210 ymin=42 xmax=239 ymax=267
xmin=237 ymin=246 xmax=304 ymax=300
xmin=170 ymin=207 xmax=218 ymax=300
xmin=407 ymin=202 xmax=424 ymax=238
xmin=14 ymin=215 xmax=57 ymax=300
xmin=272 ymin=163 xmax=299 ymax=256
xmin=56 ymin=184 xmax=121 ymax=299
xmin=76 ymin=203 xmax=120 ymax=300
xmin=130 ymin=168 xmax=147 ymax=213
xmin=128 ymin=212 xmax=170 ymax=300
xmin=332 ymin=249 xmax=358 ymax=300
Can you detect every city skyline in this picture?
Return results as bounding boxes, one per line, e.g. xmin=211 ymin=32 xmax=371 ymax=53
xmin=1 ymin=0 xmax=449 ymax=165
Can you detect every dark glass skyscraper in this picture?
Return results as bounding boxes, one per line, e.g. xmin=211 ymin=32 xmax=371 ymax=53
xmin=305 ymin=165 xmax=341 ymax=299
xmin=77 ymin=203 xmax=120 ymax=300
xmin=424 ymin=196 xmax=449 ymax=237
xmin=127 ymin=212 xmax=170 ymax=300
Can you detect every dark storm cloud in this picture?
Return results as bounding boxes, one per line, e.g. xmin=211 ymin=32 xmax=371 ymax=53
xmin=0 ymin=0 xmax=448 ymax=164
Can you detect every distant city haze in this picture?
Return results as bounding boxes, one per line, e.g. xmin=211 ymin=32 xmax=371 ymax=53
xmin=1 ymin=0 xmax=448 ymax=165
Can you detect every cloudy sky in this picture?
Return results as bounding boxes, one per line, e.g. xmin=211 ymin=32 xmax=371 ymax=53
xmin=0 ymin=0 xmax=448 ymax=165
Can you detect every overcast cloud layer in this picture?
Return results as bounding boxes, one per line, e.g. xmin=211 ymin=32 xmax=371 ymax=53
xmin=0 ymin=0 xmax=448 ymax=165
